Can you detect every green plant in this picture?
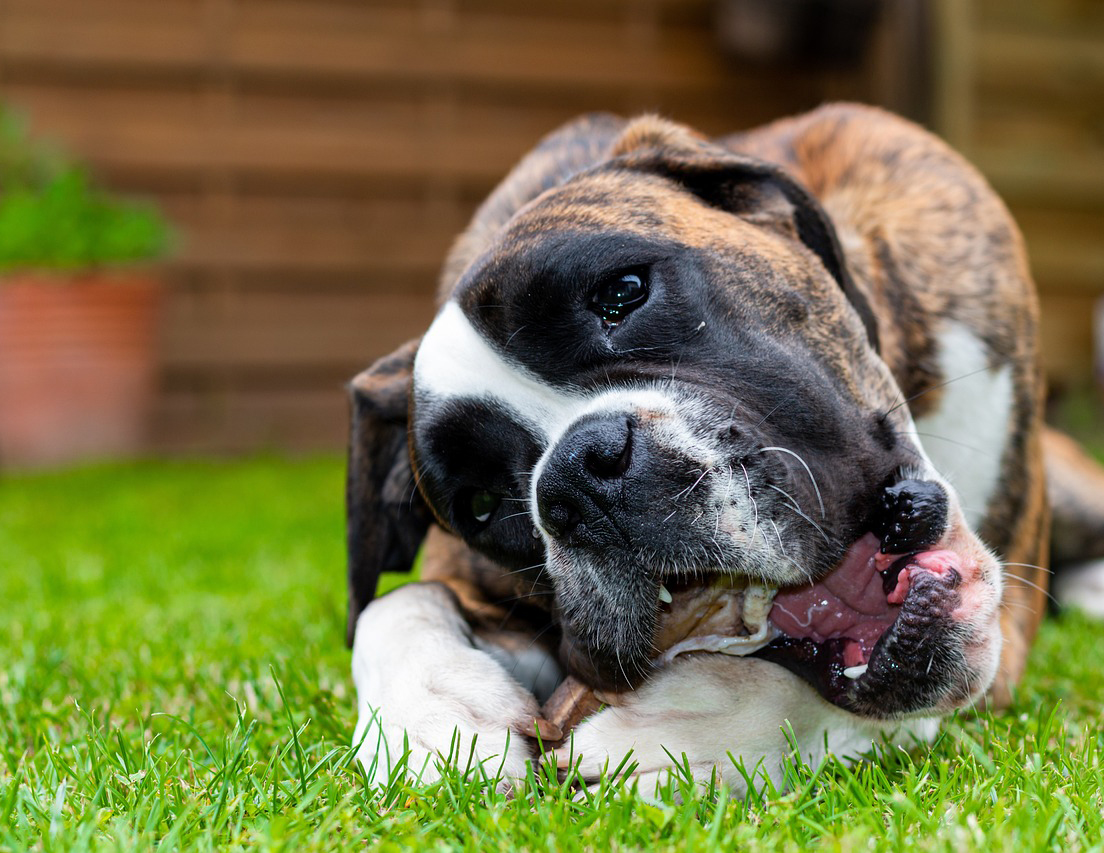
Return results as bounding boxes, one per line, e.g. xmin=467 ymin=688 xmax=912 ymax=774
xmin=0 ymin=109 xmax=170 ymax=271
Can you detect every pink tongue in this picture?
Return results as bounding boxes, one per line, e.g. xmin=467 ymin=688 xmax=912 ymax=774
xmin=769 ymin=533 xmax=900 ymax=665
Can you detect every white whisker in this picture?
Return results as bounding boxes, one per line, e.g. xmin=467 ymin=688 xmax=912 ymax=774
xmin=759 ymin=445 xmax=826 ymax=518
xmin=766 ymin=483 xmax=830 ymax=543
xmin=739 ymin=462 xmax=760 ymax=543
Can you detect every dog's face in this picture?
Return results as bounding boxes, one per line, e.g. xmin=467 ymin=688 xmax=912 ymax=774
xmin=357 ymin=122 xmax=1004 ymax=721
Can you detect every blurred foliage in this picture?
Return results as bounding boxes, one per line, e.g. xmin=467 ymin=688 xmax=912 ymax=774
xmin=1049 ymin=383 xmax=1104 ymax=459
xmin=0 ymin=108 xmax=170 ymax=271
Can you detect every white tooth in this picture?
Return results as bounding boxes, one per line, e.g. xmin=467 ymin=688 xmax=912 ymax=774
xmin=658 ymin=583 xmax=673 ymax=604
xmin=843 ymin=664 xmax=869 ymax=680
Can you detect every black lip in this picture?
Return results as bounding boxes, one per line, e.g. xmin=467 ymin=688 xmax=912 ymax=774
xmin=753 ymin=563 xmax=965 ymax=718
xmin=752 ymin=636 xmax=855 ymax=706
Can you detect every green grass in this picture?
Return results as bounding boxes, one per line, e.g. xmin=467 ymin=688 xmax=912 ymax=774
xmin=2 ymin=458 xmax=1104 ymax=850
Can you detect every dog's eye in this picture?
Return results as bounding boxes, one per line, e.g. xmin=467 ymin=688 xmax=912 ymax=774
xmin=469 ymin=490 xmax=500 ymax=524
xmin=589 ymin=271 xmax=649 ymax=326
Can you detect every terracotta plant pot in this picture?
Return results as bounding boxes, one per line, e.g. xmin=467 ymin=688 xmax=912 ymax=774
xmin=0 ymin=271 xmax=160 ymax=468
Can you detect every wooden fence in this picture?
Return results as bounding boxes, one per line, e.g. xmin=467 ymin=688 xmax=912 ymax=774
xmin=935 ymin=0 xmax=1104 ymax=387
xmin=1 ymin=0 xmax=1098 ymax=452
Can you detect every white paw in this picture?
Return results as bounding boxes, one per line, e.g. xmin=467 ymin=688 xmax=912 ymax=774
xmin=1053 ymin=559 xmax=1104 ymax=619
xmin=351 ymin=583 xmax=544 ymax=787
xmin=552 ymin=656 xmax=930 ymax=796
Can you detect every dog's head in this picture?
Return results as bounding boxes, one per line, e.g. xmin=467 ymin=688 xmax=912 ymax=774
xmin=348 ymin=116 xmax=1003 ymax=720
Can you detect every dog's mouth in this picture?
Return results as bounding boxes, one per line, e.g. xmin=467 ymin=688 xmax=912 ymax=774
xmin=655 ymin=532 xmax=971 ymax=716
xmin=758 ymin=533 xmax=959 ymax=706
xmin=554 ymin=475 xmax=986 ymax=716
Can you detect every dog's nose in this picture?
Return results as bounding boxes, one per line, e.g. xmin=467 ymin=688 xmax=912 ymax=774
xmin=536 ymin=415 xmax=634 ymax=541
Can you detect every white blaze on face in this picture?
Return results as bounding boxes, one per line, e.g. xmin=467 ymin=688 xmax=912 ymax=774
xmin=413 ymin=300 xmax=723 ymax=527
xmin=413 ymin=300 xmax=577 ymax=443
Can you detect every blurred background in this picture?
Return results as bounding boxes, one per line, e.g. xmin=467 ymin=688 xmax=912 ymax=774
xmin=0 ymin=0 xmax=1100 ymax=464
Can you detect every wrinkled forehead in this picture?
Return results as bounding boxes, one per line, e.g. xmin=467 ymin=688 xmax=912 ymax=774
xmin=460 ymin=168 xmax=753 ymax=284
xmin=493 ymin=168 xmax=713 ymax=242
xmin=451 ymin=174 xmax=671 ymax=307
xmin=411 ymin=161 xmax=875 ymax=434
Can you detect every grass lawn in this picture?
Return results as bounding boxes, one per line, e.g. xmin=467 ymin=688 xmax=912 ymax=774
xmin=2 ymin=457 xmax=1104 ymax=850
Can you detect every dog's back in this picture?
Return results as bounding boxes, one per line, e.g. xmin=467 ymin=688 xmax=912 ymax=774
xmin=730 ymin=104 xmax=1104 ymax=627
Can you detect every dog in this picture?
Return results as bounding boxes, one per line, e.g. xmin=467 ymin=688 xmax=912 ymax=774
xmin=344 ymin=103 xmax=1104 ymax=791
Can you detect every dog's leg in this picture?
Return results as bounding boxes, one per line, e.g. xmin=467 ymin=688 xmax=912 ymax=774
xmin=352 ymin=581 xmax=554 ymax=787
xmin=551 ymin=656 xmax=938 ymax=797
xmin=1045 ymin=428 xmax=1104 ymax=617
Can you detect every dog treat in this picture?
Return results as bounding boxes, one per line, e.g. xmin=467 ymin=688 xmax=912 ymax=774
xmin=532 ymin=579 xmax=780 ymax=743
xmin=654 ymin=575 xmax=779 ymax=664
xmin=536 ymin=675 xmax=603 ymax=745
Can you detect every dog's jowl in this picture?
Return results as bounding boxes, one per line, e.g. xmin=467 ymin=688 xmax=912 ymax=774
xmin=345 ymin=104 xmax=1104 ymax=789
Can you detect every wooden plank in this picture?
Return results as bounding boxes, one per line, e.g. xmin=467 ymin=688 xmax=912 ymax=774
xmin=0 ymin=0 xmax=743 ymax=94
xmin=1039 ymin=292 xmax=1098 ymax=384
xmin=159 ymin=287 xmax=436 ymax=371
xmin=975 ymin=0 xmax=1104 ymax=34
xmin=0 ymin=85 xmax=532 ymax=184
xmin=1011 ymin=206 xmax=1104 ymax=252
xmin=931 ymin=0 xmax=975 ymax=148
xmin=974 ymin=28 xmax=1104 ymax=98
xmin=1011 ymin=206 xmax=1104 ymax=295
xmin=157 ymin=191 xmax=468 ymax=276
xmin=1 ymin=80 xmax=829 ymax=192
xmin=1031 ymin=248 xmax=1104 ymax=296
xmin=972 ymin=29 xmax=1104 ymax=157
xmin=974 ymin=148 xmax=1104 ymax=208
xmin=233 ymin=7 xmax=731 ymax=91
xmin=1 ymin=76 xmax=820 ymax=146
xmin=0 ymin=0 xmax=209 ymax=77
xmin=973 ymin=113 xmax=1104 ymax=157
xmin=153 ymin=386 xmax=348 ymax=454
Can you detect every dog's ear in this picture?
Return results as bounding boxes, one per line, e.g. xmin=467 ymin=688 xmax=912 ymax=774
xmin=609 ymin=116 xmax=880 ymax=352
xmin=346 ymin=338 xmax=432 ymax=646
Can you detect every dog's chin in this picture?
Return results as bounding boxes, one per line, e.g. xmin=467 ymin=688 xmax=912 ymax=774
xmin=557 ymin=624 xmax=654 ymax=693
xmin=553 ymin=558 xmax=661 ymax=692
xmin=555 ymin=529 xmax=1002 ymax=719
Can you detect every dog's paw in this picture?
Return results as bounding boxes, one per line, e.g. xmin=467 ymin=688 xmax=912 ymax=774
xmin=550 ymin=656 xmax=921 ymax=795
xmin=351 ymin=583 xmax=548 ymax=787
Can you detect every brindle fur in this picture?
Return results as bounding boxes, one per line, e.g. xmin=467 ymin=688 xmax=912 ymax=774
xmin=347 ymin=103 xmax=1098 ymax=708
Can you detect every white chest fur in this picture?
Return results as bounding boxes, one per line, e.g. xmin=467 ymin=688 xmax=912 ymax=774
xmin=912 ymin=322 xmax=1014 ymax=532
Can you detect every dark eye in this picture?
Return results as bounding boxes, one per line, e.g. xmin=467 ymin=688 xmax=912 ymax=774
xmin=469 ymin=490 xmax=500 ymax=524
xmin=589 ymin=270 xmax=649 ymax=326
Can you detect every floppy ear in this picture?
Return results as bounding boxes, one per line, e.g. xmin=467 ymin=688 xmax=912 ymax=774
xmin=609 ymin=117 xmax=880 ymax=353
xmin=346 ymin=338 xmax=432 ymax=646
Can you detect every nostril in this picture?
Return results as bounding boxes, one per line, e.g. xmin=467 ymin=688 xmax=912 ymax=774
xmin=543 ymin=499 xmax=582 ymax=538
xmin=718 ymin=421 xmax=740 ymax=442
xmin=535 ymin=413 xmax=639 ymax=543
xmin=584 ymin=417 xmax=633 ymax=480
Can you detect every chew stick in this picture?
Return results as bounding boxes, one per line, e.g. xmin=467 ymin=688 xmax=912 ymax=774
xmin=534 ymin=676 xmax=602 ymax=747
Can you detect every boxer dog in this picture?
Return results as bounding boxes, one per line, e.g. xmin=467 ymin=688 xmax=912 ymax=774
xmin=345 ymin=104 xmax=1104 ymax=791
